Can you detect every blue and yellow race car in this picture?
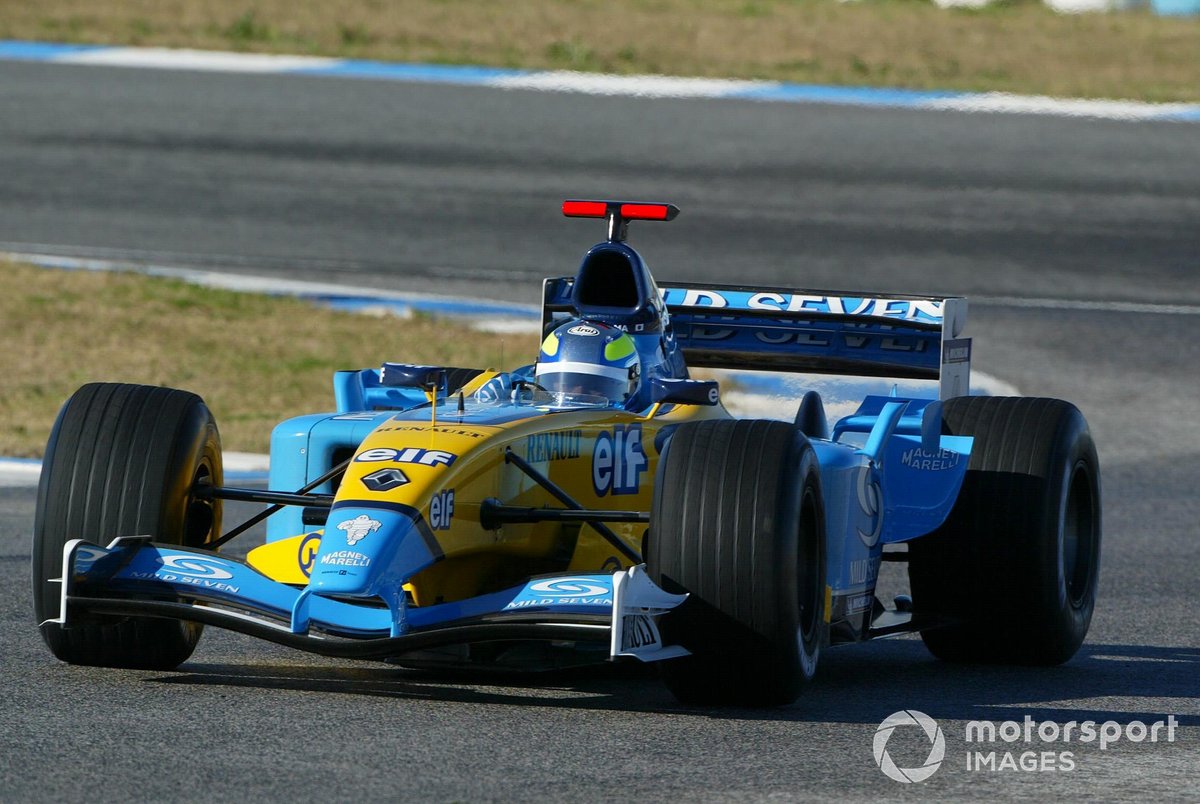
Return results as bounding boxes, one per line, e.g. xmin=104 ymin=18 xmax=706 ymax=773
xmin=32 ymin=200 xmax=1102 ymax=705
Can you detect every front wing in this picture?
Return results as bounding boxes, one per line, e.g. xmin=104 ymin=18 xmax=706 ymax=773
xmin=47 ymin=537 xmax=689 ymax=663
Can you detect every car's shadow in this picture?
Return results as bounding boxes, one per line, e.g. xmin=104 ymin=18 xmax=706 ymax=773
xmin=153 ymin=639 xmax=1199 ymax=725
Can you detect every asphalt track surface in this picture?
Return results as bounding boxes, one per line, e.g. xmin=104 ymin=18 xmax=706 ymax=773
xmin=1 ymin=60 xmax=1197 ymax=801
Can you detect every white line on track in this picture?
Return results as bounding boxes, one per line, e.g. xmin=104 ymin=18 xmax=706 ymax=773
xmin=972 ymin=295 xmax=1200 ymax=316
xmin=5 ymin=247 xmax=1195 ymax=317
xmin=924 ymin=93 xmax=1200 ymax=121
xmin=0 ymin=241 xmax=538 ymax=284
xmin=0 ymin=250 xmax=540 ymax=319
xmin=0 ymin=453 xmax=269 ymax=488
xmin=491 ymin=72 xmax=765 ymax=98
xmin=58 ymin=47 xmax=336 ymax=73
xmin=2 ymin=41 xmax=1197 ymax=123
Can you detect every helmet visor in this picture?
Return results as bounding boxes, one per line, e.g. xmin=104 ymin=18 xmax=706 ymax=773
xmin=535 ymin=363 xmax=630 ymax=405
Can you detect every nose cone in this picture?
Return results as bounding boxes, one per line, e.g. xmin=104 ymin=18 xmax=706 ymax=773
xmin=309 ymin=505 xmax=442 ymax=597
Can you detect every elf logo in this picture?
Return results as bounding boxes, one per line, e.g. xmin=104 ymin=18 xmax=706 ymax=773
xmin=354 ymin=447 xmax=457 ymax=467
xmin=429 ymin=489 xmax=455 ymax=530
xmin=593 ymin=424 xmax=647 ymax=496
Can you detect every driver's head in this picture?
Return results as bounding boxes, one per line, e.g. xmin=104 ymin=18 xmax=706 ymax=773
xmin=535 ymin=320 xmax=641 ymax=406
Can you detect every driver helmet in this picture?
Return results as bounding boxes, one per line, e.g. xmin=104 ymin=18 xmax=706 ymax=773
xmin=535 ymin=320 xmax=641 ymax=406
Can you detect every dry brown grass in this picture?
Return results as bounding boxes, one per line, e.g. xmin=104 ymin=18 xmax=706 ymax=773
xmin=2 ymin=0 xmax=1197 ymax=102
xmin=0 ymin=262 xmax=528 ymax=457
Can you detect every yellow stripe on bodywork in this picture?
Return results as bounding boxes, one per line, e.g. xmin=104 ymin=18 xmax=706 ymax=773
xmin=247 ymin=532 xmax=320 ymax=585
xmin=458 ymin=369 xmax=501 ymax=396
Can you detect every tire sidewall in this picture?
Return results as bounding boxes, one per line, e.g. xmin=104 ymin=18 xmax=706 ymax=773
xmin=1037 ymin=411 xmax=1101 ymax=654
xmin=791 ymin=440 xmax=825 ymax=682
xmin=30 ymin=396 xmax=72 ymax=621
xmin=159 ymin=403 xmax=223 ymax=548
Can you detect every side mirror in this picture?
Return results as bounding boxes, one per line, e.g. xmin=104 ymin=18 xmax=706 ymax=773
xmin=650 ymin=378 xmax=720 ymax=406
xmin=379 ymin=363 xmax=448 ymax=391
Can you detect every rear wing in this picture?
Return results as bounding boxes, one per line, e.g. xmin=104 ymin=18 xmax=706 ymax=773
xmin=543 ymin=278 xmax=971 ymax=399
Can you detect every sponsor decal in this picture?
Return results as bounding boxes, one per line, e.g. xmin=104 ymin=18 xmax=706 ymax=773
xmin=362 ymin=467 xmax=410 ymax=492
xmin=502 ymin=577 xmax=614 ymax=610
xmin=503 ymin=595 xmax=612 ymax=609
xmin=525 ymin=428 xmax=583 ymax=462
xmin=319 ymin=550 xmax=371 ymax=568
xmin=528 ymin=578 xmax=610 ymax=597
xmin=332 ymin=412 xmax=383 ymax=421
xmin=337 ymin=514 xmax=382 ymax=546
xmin=128 ymin=571 xmax=241 ymax=594
xmin=846 ymin=593 xmax=874 ymax=614
xmin=942 ymin=338 xmax=972 ymax=364
xmin=72 ymin=545 xmax=110 ymax=572
xmin=620 ymin=614 xmax=659 ymax=652
xmin=159 ymin=555 xmax=234 ymax=580
xmin=128 ymin=555 xmax=241 ymax=594
xmin=679 ymin=320 xmax=829 ymax=347
xmin=900 ymin=447 xmax=961 ymax=472
xmin=849 ymin=558 xmax=879 ymax=586
xmin=354 ymin=447 xmax=458 ymax=467
xmin=593 ymin=423 xmax=647 ymax=496
xmin=375 ymin=425 xmax=486 ymax=438
xmin=567 ymin=324 xmax=600 ymax=336
xmin=682 ymin=324 xmax=930 ymax=353
xmin=429 ymin=489 xmax=455 ymax=530
xmin=856 ymin=465 xmax=883 ymax=547
xmin=603 ymin=322 xmax=650 ymax=334
xmin=297 ymin=532 xmax=320 ymax=578
xmin=669 ymin=288 xmax=944 ymax=324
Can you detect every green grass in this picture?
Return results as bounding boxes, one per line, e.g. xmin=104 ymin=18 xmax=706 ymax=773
xmin=0 ymin=262 xmax=529 ymax=458
xmin=2 ymin=0 xmax=1198 ymax=102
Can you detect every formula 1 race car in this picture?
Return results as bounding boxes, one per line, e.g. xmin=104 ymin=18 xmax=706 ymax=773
xmin=32 ymin=200 xmax=1102 ymax=706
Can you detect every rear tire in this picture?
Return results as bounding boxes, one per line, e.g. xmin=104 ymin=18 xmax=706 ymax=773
xmin=908 ymin=396 xmax=1101 ymax=664
xmin=32 ymin=383 xmax=223 ymax=669
xmin=648 ymin=419 xmax=826 ymax=706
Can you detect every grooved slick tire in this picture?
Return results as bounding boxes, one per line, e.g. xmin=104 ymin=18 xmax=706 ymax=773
xmin=648 ymin=419 xmax=826 ymax=706
xmin=32 ymin=383 xmax=223 ymax=669
xmin=908 ymin=397 xmax=1101 ymax=665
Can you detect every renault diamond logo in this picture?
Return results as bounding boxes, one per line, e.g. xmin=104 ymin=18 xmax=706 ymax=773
xmin=362 ymin=467 xmax=409 ymax=492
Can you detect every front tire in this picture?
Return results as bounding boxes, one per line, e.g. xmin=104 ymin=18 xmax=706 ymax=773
xmin=32 ymin=383 xmax=223 ymax=669
xmin=648 ymin=419 xmax=826 ymax=706
xmin=908 ymin=396 xmax=1101 ymax=664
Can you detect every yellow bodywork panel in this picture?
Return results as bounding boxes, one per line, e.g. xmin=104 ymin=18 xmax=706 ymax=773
xmin=250 ymin=398 xmax=728 ymax=606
